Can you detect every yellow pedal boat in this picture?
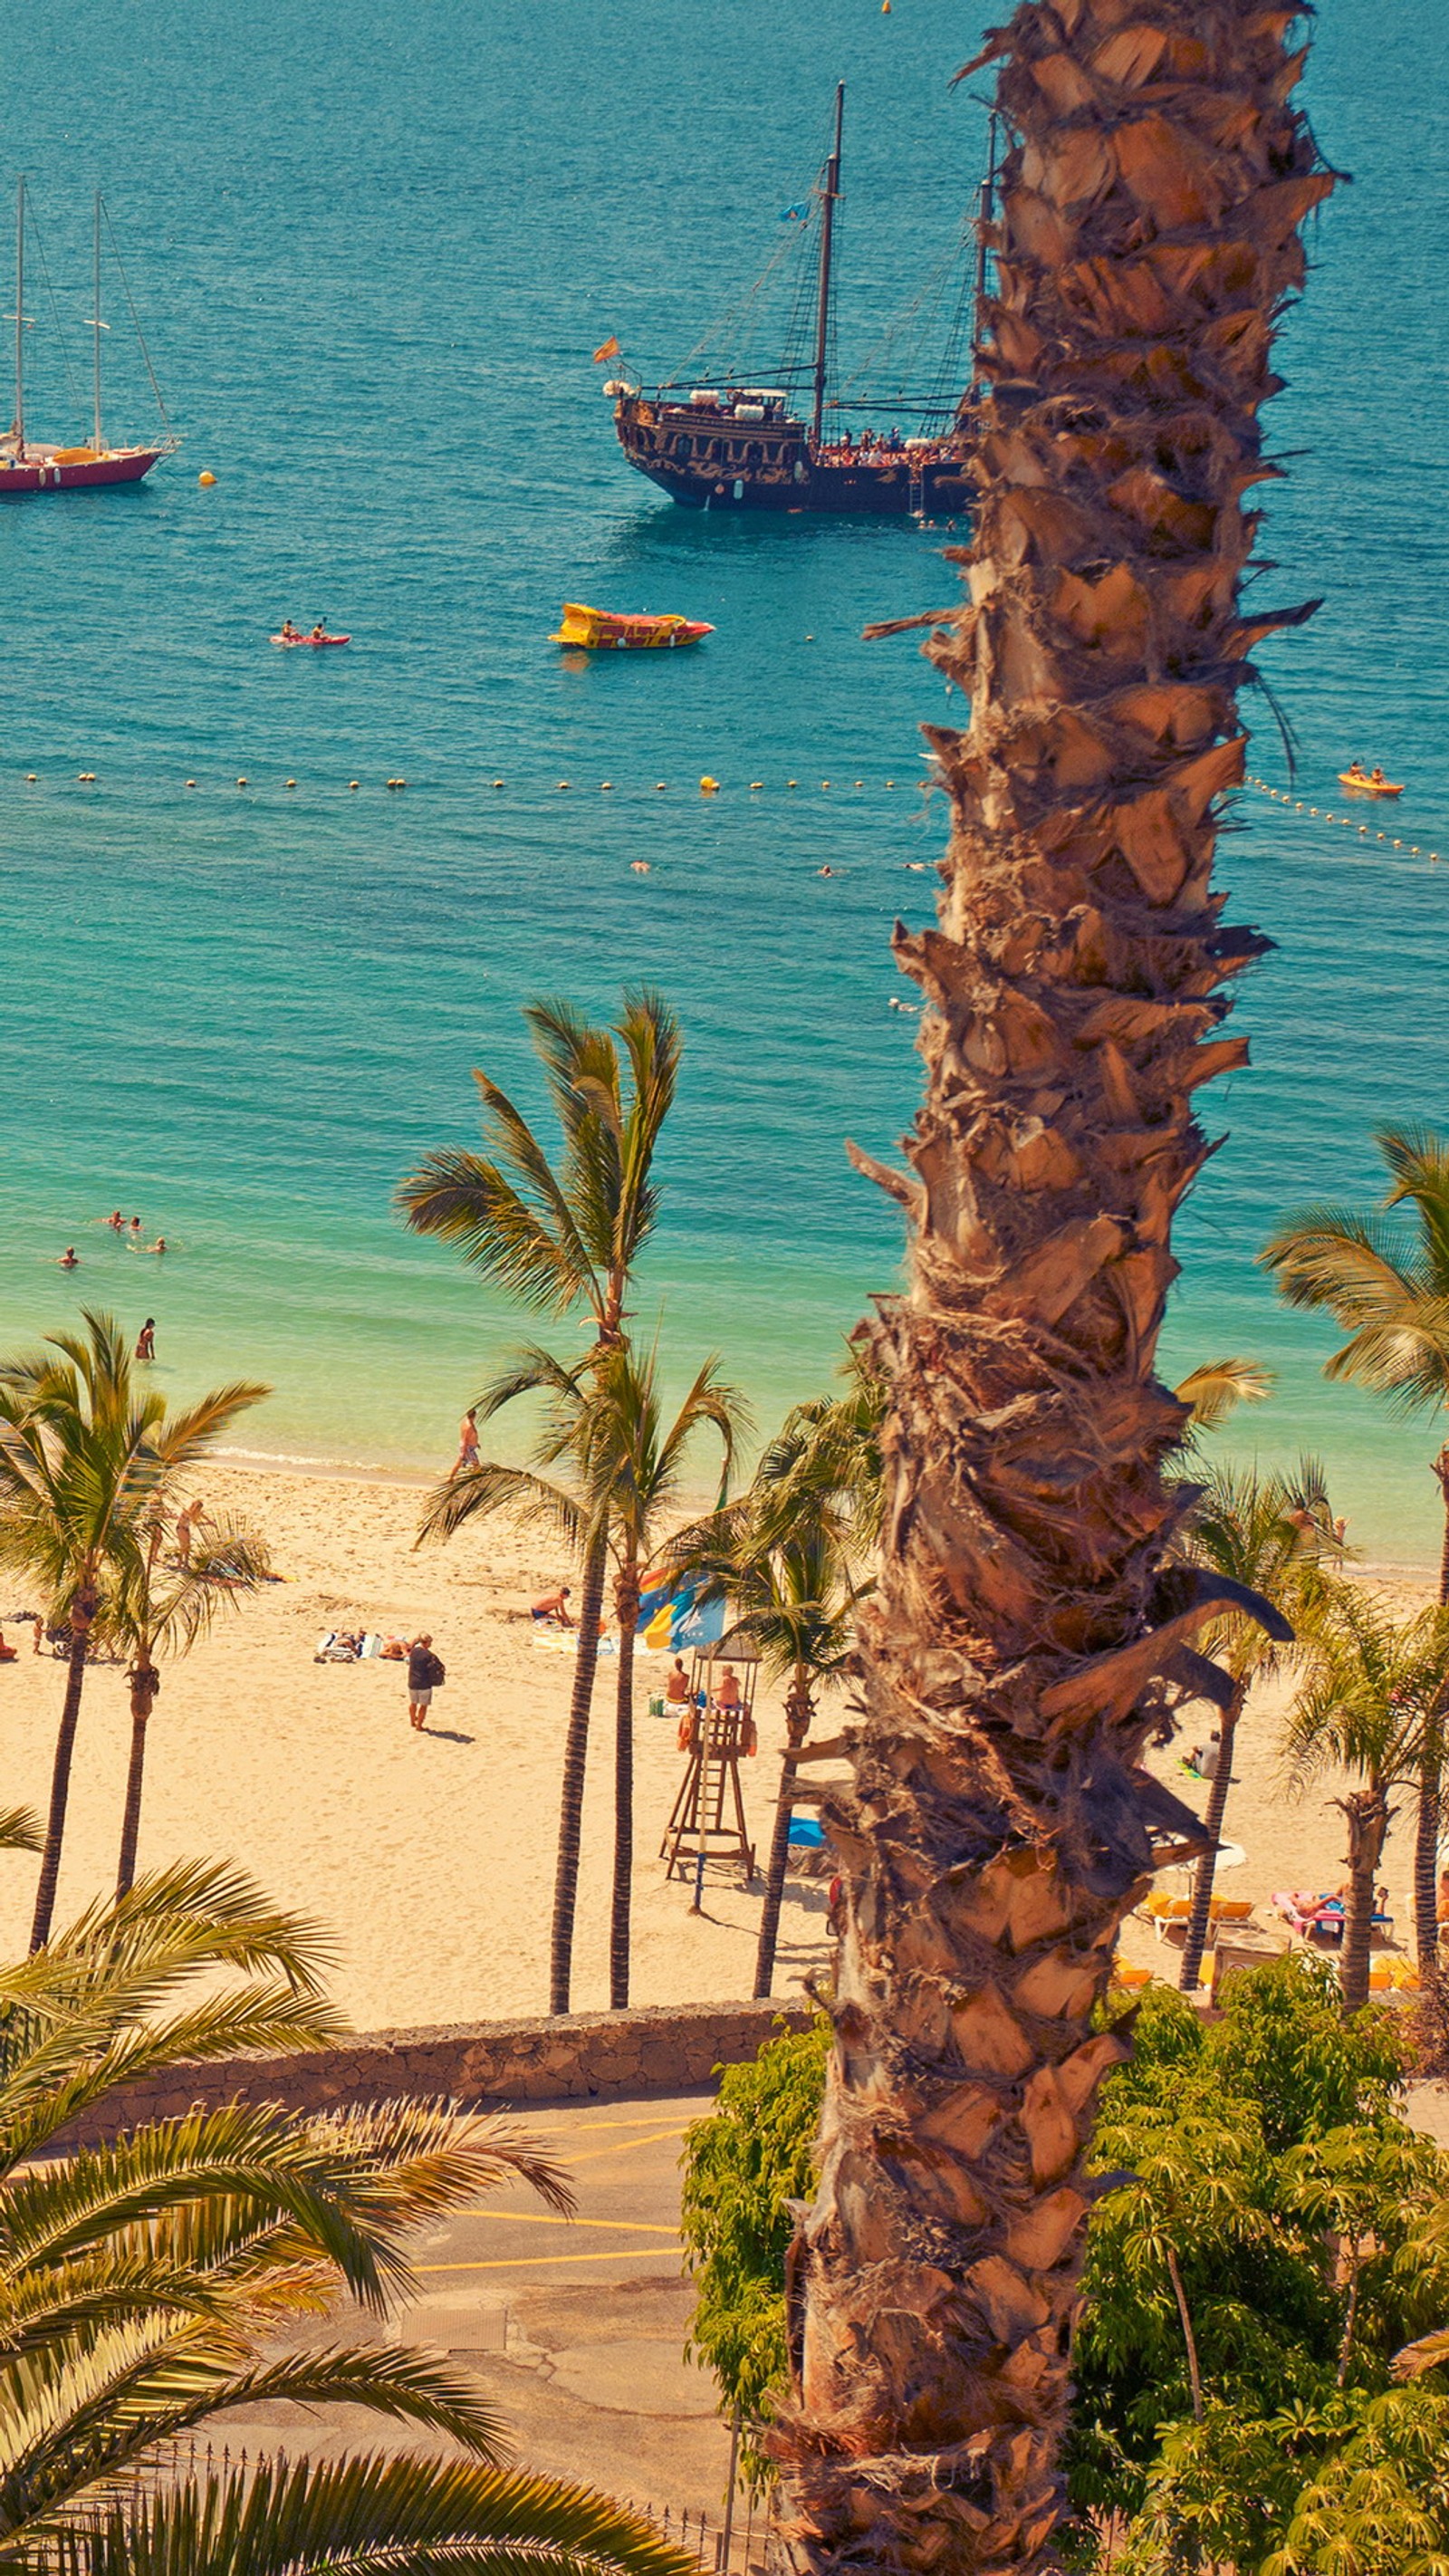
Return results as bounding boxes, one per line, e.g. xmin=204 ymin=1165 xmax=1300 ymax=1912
xmin=1338 ymin=765 xmax=1405 ymax=797
xmin=552 ymin=602 xmax=715 ymax=650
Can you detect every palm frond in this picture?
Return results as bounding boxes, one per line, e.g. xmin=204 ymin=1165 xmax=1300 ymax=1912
xmin=0 ymin=1804 xmax=42 ymax=1854
xmin=54 ymin=2450 xmax=696 ymax=2576
xmin=1173 ymin=1355 xmax=1275 ymax=1431
xmin=397 ymin=1148 xmax=596 ymax=1319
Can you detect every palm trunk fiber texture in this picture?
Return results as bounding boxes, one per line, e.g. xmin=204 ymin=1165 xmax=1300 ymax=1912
xmin=550 ymin=1532 xmax=609 ymax=2017
xmin=1413 ymin=1450 xmax=1449 ymax=1971
xmin=769 ymin=10 xmax=1333 ymax=2575
xmin=1177 ymin=1681 xmax=1245 ymax=1994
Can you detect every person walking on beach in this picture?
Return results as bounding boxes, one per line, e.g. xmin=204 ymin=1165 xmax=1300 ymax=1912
xmin=407 ymin=1632 xmax=445 ymax=1730
xmin=135 ymin=1318 xmax=156 ymax=1360
xmin=454 ymin=1408 xmax=480 ymax=1476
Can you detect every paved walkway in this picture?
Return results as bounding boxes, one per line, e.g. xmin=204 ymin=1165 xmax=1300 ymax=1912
xmin=217 ymin=2092 xmax=735 ymax=2522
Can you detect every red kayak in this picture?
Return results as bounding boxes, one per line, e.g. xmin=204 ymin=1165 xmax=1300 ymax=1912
xmin=272 ymin=631 xmax=350 ymax=648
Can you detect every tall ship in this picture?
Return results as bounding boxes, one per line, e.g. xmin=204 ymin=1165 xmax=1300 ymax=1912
xmin=1 ymin=181 xmax=178 ymax=495
xmin=605 ymin=87 xmax=993 ymax=518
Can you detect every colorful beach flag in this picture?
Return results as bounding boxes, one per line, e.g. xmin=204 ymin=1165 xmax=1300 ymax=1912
xmin=780 ymin=203 xmax=810 ymax=225
xmin=592 ymin=335 xmax=621 ymax=362
xmin=636 ymin=1577 xmax=727 ymax=1653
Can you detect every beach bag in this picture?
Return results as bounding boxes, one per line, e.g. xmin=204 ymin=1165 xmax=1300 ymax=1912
xmin=743 ymin=1715 xmax=757 ymax=1755
xmin=427 ymin=1652 xmax=446 ymax=1689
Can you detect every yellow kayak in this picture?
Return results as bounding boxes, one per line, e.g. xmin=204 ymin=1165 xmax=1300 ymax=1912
xmin=1338 ymin=767 xmax=1404 ymax=797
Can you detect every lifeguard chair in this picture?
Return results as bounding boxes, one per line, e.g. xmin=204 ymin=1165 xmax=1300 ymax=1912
xmin=661 ymin=1629 xmax=760 ymax=1887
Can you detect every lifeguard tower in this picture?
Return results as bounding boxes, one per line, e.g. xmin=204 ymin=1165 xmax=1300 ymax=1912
xmin=661 ymin=1628 xmax=761 ymax=1888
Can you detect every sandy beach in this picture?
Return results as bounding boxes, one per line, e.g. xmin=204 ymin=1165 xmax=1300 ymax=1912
xmin=0 ymin=1465 xmax=838 ymax=2026
xmin=0 ymin=1461 xmax=1433 ymax=2022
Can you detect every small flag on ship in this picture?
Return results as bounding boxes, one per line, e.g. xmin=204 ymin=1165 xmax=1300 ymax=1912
xmin=780 ymin=202 xmax=810 ymax=224
xmin=592 ymin=335 xmax=621 ymax=362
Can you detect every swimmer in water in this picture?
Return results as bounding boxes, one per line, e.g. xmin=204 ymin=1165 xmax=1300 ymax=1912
xmin=136 ymin=1319 xmax=156 ymax=1361
xmin=147 ymin=1236 xmax=167 ymax=1255
xmin=107 ymin=1208 xmax=124 ymax=1230
xmin=818 ymin=865 xmax=834 ymax=879
xmin=59 ymin=1248 xmax=79 ymax=1270
xmin=129 ymin=1216 xmax=143 ymax=1242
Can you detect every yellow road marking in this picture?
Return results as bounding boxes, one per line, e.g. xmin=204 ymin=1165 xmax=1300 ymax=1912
xmin=417 ymin=2248 xmax=682 ymax=2273
xmin=562 ymin=2127 xmax=686 ymax=2167
xmin=434 ymin=2210 xmax=678 ymax=2237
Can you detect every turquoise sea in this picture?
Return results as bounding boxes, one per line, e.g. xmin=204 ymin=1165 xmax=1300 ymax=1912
xmin=2 ymin=0 xmax=1446 ymax=1563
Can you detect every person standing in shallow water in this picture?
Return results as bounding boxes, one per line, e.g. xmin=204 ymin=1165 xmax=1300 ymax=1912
xmin=136 ymin=1318 xmax=156 ymax=1360
xmin=454 ymin=1408 xmax=480 ymax=1476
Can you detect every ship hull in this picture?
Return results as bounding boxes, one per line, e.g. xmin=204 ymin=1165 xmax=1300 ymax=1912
xmin=0 ymin=446 xmax=164 ymax=496
xmin=614 ymin=397 xmax=970 ymax=519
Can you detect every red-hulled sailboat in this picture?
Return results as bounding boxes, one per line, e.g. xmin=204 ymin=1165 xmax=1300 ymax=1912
xmin=0 ymin=182 xmax=178 ymax=495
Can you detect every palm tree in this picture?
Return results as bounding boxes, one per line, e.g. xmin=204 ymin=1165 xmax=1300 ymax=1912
xmin=420 ymin=1337 xmax=744 ymax=2010
xmin=1262 ymin=1124 xmax=1449 ymax=1967
xmin=1176 ymin=1462 xmax=1339 ymax=1994
xmin=772 ymin=10 xmax=1336 ymax=2566
xmin=398 ymin=991 xmax=680 ymax=2017
xmin=0 ymin=1855 xmax=690 ymax=2576
xmin=105 ymin=1504 xmax=273 ymax=1897
xmin=0 ymin=1312 xmax=268 ymax=1951
xmin=696 ymin=1513 xmax=861 ymax=2004
xmin=1282 ymin=1578 xmax=1449 ymax=2010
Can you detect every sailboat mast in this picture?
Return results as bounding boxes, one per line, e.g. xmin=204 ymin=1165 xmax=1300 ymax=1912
xmin=811 ymin=83 xmax=844 ymax=449
xmin=14 ymin=177 xmax=24 ymax=456
xmin=92 ymin=188 xmax=103 ymax=453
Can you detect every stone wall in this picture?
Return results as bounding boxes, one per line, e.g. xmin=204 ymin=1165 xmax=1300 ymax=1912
xmin=64 ymin=1997 xmax=815 ymax=2142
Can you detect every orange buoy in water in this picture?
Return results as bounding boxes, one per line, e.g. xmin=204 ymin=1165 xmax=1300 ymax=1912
xmin=700 ymin=775 xmax=720 ymax=794
xmin=198 ymin=470 xmax=216 ymax=486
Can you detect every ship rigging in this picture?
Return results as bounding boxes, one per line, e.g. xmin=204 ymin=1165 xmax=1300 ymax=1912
xmin=604 ymin=85 xmax=994 ymax=518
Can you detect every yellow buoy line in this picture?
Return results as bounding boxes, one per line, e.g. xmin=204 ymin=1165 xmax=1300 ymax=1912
xmin=1242 ymin=774 xmax=1441 ymax=863
xmin=10 ymin=771 xmax=931 ymax=799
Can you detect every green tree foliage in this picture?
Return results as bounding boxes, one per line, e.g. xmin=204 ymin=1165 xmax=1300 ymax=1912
xmin=679 ymin=1963 xmax=1449 ymax=2570
xmin=678 ymin=2019 xmax=829 ymax=2483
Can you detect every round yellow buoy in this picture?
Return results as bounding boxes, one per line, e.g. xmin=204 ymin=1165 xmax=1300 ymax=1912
xmin=654 ymin=782 xmax=667 ymax=791
xmin=349 ymin=781 xmax=360 ymax=791
xmin=198 ymin=470 xmax=216 ymax=486
xmin=749 ymin=781 xmax=763 ymax=791
xmin=25 ymin=772 xmax=36 ymax=782
xmin=600 ymin=781 xmax=613 ymax=791
xmin=78 ymin=772 xmax=96 ymax=783
xmin=557 ymin=781 xmax=571 ymax=791
xmin=185 ymin=779 xmax=197 ymax=788
xmin=820 ymin=780 xmax=830 ymax=790
xmin=1393 ymin=839 xmax=1403 ymax=848
xmin=787 ymin=779 xmax=798 ymax=789
xmin=492 ymin=778 xmax=504 ymax=789
xmin=700 ymin=774 xmax=719 ymax=794
xmin=1309 ymin=806 xmax=1319 ymax=816
xmin=284 ymin=778 xmax=296 ymax=789
xmin=885 ymin=778 xmax=895 ymax=787
xmin=804 ymin=633 xmax=815 ymax=641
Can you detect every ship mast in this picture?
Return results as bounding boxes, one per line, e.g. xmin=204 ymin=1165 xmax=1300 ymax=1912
xmin=968 ymin=112 xmax=1001 ymax=399
xmin=91 ymin=188 xmax=103 ymax=453
xmin=14 ymin=178 xmax=24 ymax=457
xmin=811 ymin=83 xmax=843 ymax=449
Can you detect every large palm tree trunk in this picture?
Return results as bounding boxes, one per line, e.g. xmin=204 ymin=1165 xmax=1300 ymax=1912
xmin=769 ymin=8 xmax=1331 ymax=2569
xmin=31 ymin=1625 xmax=91 ymax=1952
xmin=1339 ymin=1787 xmax=1388 ymax=2014
xmin=754 ymin=1677 xmax=812 ymax=2001
xmin=550 ymin=1531 xmax=609 ymax=2015
xmin=609 ymin=1563 xmax=640 ymax=2011
xmin=1179 ymin=1683 xmax=1246 ymax=1994
xmin=1414 ymin=1448 xmax=1449 ymax=1970
xmin=116 ymin=1666 xmax=159 ymax=1897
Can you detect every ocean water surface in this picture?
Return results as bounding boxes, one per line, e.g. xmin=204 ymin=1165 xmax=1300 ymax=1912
xmin=2 ymin=0 xmax=1447 ymax=1562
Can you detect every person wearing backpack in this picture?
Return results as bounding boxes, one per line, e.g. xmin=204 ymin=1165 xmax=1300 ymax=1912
xmin=407 ymin=1633 xmax=446 ymax=1731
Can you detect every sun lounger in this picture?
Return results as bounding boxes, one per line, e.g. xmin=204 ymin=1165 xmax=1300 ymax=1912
xmin=1111 ymin=1959 xmax=1154 ymax=1990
